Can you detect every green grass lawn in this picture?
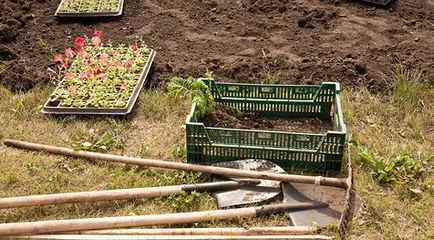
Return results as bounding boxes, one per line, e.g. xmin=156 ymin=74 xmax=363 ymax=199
xmin=0 ymin=66 xmax=432 ymax=239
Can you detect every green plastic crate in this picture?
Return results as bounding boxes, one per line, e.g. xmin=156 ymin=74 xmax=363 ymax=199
xmin=185 ymin=79 xmax=346 ymax=172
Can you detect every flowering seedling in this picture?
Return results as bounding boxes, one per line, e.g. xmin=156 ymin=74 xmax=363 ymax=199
xmin=48 ymin=31 xmax=153 ymax=110
xmin=56 ymin=0 xmax=123 ymax=16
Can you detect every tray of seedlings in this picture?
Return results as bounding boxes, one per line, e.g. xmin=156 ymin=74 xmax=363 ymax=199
xmin=183 ymin=78 xmax=346 ymax=172
xmin=55 ymin=0 xmax=125 ymax=17
xmin=42 ymin=32 xmax=155 ymax=115
xmin=359 ymin=0 xmax=393 ymax=6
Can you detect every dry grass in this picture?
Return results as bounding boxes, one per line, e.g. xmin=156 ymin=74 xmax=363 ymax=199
xmin=0 ymin=66 xmax=433 ymax=238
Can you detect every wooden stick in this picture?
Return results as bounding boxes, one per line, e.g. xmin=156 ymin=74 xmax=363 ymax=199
xmin=3 ymin=139 xmax=348 ymax=189
xmin=70 ymin=226 xmax=315 ymax=235
xmin=1 ymin=234 xmax=333 ymax=240
xmin=0 ymin=181 xmax=254 ymax=209
xmin=0 ymin=202 xmax=327 ymax=236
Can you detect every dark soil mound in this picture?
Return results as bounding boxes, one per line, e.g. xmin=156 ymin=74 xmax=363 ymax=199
xmin=201 ymin=105 xmax=333 ymax=134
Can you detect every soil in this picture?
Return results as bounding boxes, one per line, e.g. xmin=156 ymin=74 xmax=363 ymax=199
xmin=201 ymin=105 xmax=333 ymax=133
xmin=0 ymin=0 xmax=433 ymax=92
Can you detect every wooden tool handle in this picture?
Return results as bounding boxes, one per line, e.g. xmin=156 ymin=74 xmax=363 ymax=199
xmin=0 ymin=202 xmax=326 ymax=236
xmin=0 ymin=181 xmax=250 ymax=209
xmin=71 ymin=226 xmax=315 ymax=235
xmin=3 ymin=139 xmax=348 ymax=189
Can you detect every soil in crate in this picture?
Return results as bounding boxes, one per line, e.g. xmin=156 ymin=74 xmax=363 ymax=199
xmin=201 ymin=105 xmax=333 ymax=134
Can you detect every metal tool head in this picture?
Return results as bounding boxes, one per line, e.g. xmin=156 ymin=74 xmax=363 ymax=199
xmin=211 ymin=159 xmax=286 ymax=208
xmin=282 ymin=182 xmax=345 ymax=227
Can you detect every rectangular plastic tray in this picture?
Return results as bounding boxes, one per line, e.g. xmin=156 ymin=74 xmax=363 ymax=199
xmin=360 ymin=0 xmax=392 ymax=6
xmin=185 ymin=79 xmax=347 ymax=172
xmin=42 ymin=50 xmax=155 ymax=115
xmin=55 ymin=0 xmax=125 ymax=17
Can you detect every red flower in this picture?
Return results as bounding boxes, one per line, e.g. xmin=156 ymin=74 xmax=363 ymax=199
xmin=75 ymin=47 xmax=82 ymax=53
xmin=93 ymin=67 xmax=101 ymax=75
xmin=87 ymin=59 xmax=93 ymax=65
xmin=94 ymin=31 xmax=103 ymax=38
xmin=74 ymin=37 xmax=85 ymax=47
xmin=114 ymin=61 xmax=122 ymax=68
xmin=79 ymin=71 xmax=91 ymax=80
xmin=65 ymin=48 xmax=75 ymax=58
xmin=54 ymin=54 xmax=63 ymax=62
xmin=130 ymin=45 xmax=138 ymax=51
xmin=65 ymin=73 xmax=74 ymax=79
xmin=101 ymin=74 xmax=109 ymax=80
xmin=91 ymin=36 xmax=101 ymax=46
xmin=70 ymin=85 xmax=78 ymax=96
xmin=126 ymin=60 xmax=134 ymax=67
xmin=99 ymin=54 xmax=109 ymax=62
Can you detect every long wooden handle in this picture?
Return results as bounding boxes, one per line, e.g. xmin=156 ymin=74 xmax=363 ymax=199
xmin=71 ymin=226 xmax=315 ymax=235
xmin=0 ymin=181 xmax=251 ymax=209
xmin=0 ymin=202 xmax=327 ymax=236
xmin=0 ymin=234 xmax=333 ymax=240
xmin=3 ymin=139 xmax=348 ymax=189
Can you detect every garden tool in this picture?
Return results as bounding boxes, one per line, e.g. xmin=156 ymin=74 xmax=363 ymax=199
xmin=0 ymin=201 xmax=328 ymax=236
xmin=1 ymin=234 xmax=332 ymax=240
xmin=3 ymin=139 xmax=349 ymax=189
xmin=0 ymin=180 xmax=258 ymax=209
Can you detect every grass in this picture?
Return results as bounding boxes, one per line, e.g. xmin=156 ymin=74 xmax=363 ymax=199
xmin=0 ymin=65 xmax=433 ymax=239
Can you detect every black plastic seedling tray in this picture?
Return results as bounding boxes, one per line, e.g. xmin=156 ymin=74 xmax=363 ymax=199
xmin=55 ymin=0 xmax=125 ymax=17
xmin=42 ymin=50 xmax=155 ymax=115
xmin=359 ymin=0 xmax=392 ymax=6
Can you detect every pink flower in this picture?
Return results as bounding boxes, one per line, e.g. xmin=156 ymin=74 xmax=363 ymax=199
xmin=112 ymin=50 xmax=120 ymax=56
xmin=61 ymin=61 xmax=68 ymax=68
xmin=94 ymin=31 xmax=103 ymax=38
xmin=93 ymin=67 xmax=101 ymax=75
xmin=65 ymin=73 xmax=74 ymax=79
xmin=74 ymin=37 xmax=85 ymax=47
xmin=70 ymin=85 xmax=78 ymax=96
xmin=79 ymin=53 xmax=88 ymax=60
xmin=114 ymin=61 xmax=122 ymax=68
xmin=91 ymin=36 xmax=101 ymax=46
xmin=105 ymin=63 xmax=112 ymax=70
xmin=120 ymin=81 xmax=128 ymax=90
xmin=99 ymin=54 xmax=109 ymax=62
xmin=65 ymin=48 xmax=75 ymax=58
xmin=54 ymin=54 xmax=63 ymax=62
xmin=130 ymin=45 xmax=138 ymax=51
xmin=100 ymin=74 xmax=109 ymax=80
xmin=126 ymin=60 xmax=134 ymax=67
xmin=79 ymin=71 xmax=91 ymax=80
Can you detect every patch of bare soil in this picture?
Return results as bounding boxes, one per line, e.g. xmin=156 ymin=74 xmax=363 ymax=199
xmin=0 ymin=0 xmax=433 ymax=91
xmin=201 ymin=105 xmax=333 ymax=133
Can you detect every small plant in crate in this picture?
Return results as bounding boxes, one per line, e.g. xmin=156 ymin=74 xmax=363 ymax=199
xmin=167 ymin=77 xmax=215 ymax=119
xmin=44 ymin=31 xmax=155 ymax=115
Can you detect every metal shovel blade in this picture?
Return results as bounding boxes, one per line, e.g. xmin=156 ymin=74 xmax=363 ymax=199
xmin=211 ymin=159 xmax=286 ymax=208
xmin=282 ymin=182 xmax=346 ymax=226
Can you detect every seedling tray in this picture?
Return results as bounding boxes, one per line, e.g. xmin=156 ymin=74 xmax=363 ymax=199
xmin=42 ymin=50 xmax=155 ymax=115
xmin=55 ymin=0 xmax=125 ymax=17
xmin=186 ymin=79 xmax=346 ymax=172
xmin=359 ymin=0 xmax=392 ymax=6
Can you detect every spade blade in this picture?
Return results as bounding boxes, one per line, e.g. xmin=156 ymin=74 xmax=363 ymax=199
xmin=211 ymin=159 xmax=286 ymax=208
